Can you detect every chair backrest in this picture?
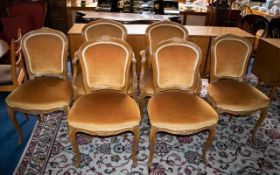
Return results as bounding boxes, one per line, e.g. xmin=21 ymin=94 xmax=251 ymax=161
xmin=0 ymin=29 xmax=25 ymax=91
xmin=7 ymin=0 xmax=47 ymax=29
xmin=21 ymin=27 xmax=68 ymax=79
xmin=152 ymin=38 xmax=202 ymax=94
xmin=239 ymin=14 xmax=269 ymax=36
xmin=81 ymin=19 xmax=127 ymax=42
xmin=145 ymin=20 xmax=189 ymax=64
xmin=210 ymin=34 xmax=252 ymax=83
xmin=77 ymin=37 xmax=134 ymax=94
xmin=268 ymin=18 xmax=280 ymax=38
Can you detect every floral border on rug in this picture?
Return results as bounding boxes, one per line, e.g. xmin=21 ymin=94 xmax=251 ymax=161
xmin=15 ymin=77 xmax=280 ymax=175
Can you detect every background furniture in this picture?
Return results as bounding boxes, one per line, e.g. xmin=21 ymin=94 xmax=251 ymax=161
xmin=0 ymin=29 xmax=25 ymax=92
xmin=267 ymin=18 xmax=280 ymax=38
xmin=252 ymin=38 xmax=280 ymax=99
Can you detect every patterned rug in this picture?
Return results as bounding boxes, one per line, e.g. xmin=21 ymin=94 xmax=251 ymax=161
xmin=14 ymin=76 xmax=280 ymax=175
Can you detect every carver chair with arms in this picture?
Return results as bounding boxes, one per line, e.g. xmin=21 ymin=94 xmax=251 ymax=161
xmin=67 ymin=37 xmax=141 ymax=167
xmin=147 ymin=38 xmax=218 ymax=167
xmin=139 ymin=20 xmax=192 ymax=114
xmin=207 ymin=34 xmax=270 ymax=142
xmin=72 ymin=19 xmax=138 ymax=100
xmin=0 ymin=29 xmax=25 ymax=92
xmin=6 ymin=28 xmax=73 ymax=144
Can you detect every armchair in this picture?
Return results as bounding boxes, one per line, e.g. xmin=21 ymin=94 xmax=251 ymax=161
xmin=207 ymin=34 xmax=270 ymax=142
xmin=6 ymin=28 xmax=73 ymax=144
xmin=72 ymin=19 xmax=138 ymax=100
xmin=68 ymin=37 xmax=140 ymax=167
xmin=147 ymin=38 xmax=218 ymax=167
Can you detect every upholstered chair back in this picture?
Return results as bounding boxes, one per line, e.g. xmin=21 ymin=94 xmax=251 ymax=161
xmin=146 ymin=20 xmax=189 ymax=64
xmin=77 ymin=37 xmax=133 ymax=94
xmin=210 ymin=34 xmax=252 ymax=83
xmin=152 ymin=38 xmax=202 ymax=94
xmin=82 ymin=19 xmax=127 ymax=41
xmin=21 ymin=27 xmax=68 ymax=79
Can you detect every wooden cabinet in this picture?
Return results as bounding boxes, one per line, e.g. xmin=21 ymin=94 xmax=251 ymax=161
xmin=252 ymin=38 xmax=280 ymax=98
xmin=46 ymin=0 xmax=68 ymax=33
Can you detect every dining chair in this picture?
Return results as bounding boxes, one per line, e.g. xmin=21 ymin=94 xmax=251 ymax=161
xmin=139 ymin=20 xmax=191 ymax=115
xmin=147 ymin=38 xmax=218 ymax=167
xmin=7 ymin=0 xmax=47 ymax=29
xmin=6 ymin=27 xmax=73 ymax=144
xmin=67 ymin=37 xmax=141 ymax=167
xmin=207 ymin=34 xmax=270 ymax=143
xmin=0 ymin=29 xmax=25 ymax=92
xmin=72 ymin=19 xmax=138 ymax=101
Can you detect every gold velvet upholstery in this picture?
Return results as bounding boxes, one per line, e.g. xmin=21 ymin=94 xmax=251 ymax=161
xmin=72 ymin=19 xmax=137 ymax=100
xmin=68 ymin=38 xmax=140 ymax=167
xmin=0 ymin=29 xmax=25 ymax=92
xmin=207 ymin=34 xmax=270 ymax=142
xmin=147 ymin=38 xmax=218 ymax=167
xmin=140 ymin=20 xmax=189 ymax=114
xmin=5 ymin=28 xmax=73 ymax=144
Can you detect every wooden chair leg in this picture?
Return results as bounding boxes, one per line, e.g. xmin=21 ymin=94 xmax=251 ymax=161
xmin=252 ymin=108 xmax=268 ymax=143
xmin=8 ymin=106 xmax=23 ymax=144
xmin=269 ymin=86 xmax=277 ymax=99
xmin=69 ymin=126 xmax=81 ymax=167
xmin=202 ymin=125 xmax=216 ymax=165
xmin=148 ymin=126 xmax=157 ymax=168
xmin=132 ymin=125 xmax=139 ymax=167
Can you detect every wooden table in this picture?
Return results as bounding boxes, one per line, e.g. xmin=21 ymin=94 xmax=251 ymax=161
xmin=252 ymin=38 xmax=280 ymax=98
xmin=68 ymin=24 xmax=254 ymax=75
xmin=0 ymin=39 xmax=9 ymax=59
xmin=252 ymin=9 xmax=280 ymax=22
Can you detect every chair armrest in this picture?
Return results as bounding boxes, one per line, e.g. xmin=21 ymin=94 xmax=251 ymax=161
xmin=139 ymin=49 xmax=147 ymax=86
xmin=72 ymin=51 xmax=79 ymax=80
xmin=131 ymin=53 xmax=138 ymax=94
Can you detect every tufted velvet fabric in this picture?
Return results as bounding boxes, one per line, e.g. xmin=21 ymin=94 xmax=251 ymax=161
xmin=6 ymin=77 xmax=73 ymax=111
xmin=148 ymin=91 xmax=218 ymax=130
xmin=207 ymin=79 xmax=269 ymax=113
xmin=68 ymin=90 xmax=140 ymax=131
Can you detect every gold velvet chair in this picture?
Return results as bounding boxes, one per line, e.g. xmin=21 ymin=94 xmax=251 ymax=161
xmin=147 ymin=38 xmax=218 ymax=167
xmin=72 ymin=19 xmax=138 ymax=100
xmin=207 ymin=34 xmax=270 ymax=142
xmin=67 ymin=37 xmax=141 ymax=167
xmin=140 ymin=20 xmax=190 ymax=114
xmin=6 ymin=28 xmax=73 ymax=144
xmin=0 ymin=29 xmax=25 ymax=92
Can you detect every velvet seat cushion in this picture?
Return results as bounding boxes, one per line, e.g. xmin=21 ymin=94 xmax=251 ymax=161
xmin=68 ymin=90 xmax=141 ymax=132
xmin=148 ymin=91 xmax=218 ymax=130
xmin=207 ymin=79 xmax=270 ymax=113
xmin=6 ymin=76 xmax=73 ymax=111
